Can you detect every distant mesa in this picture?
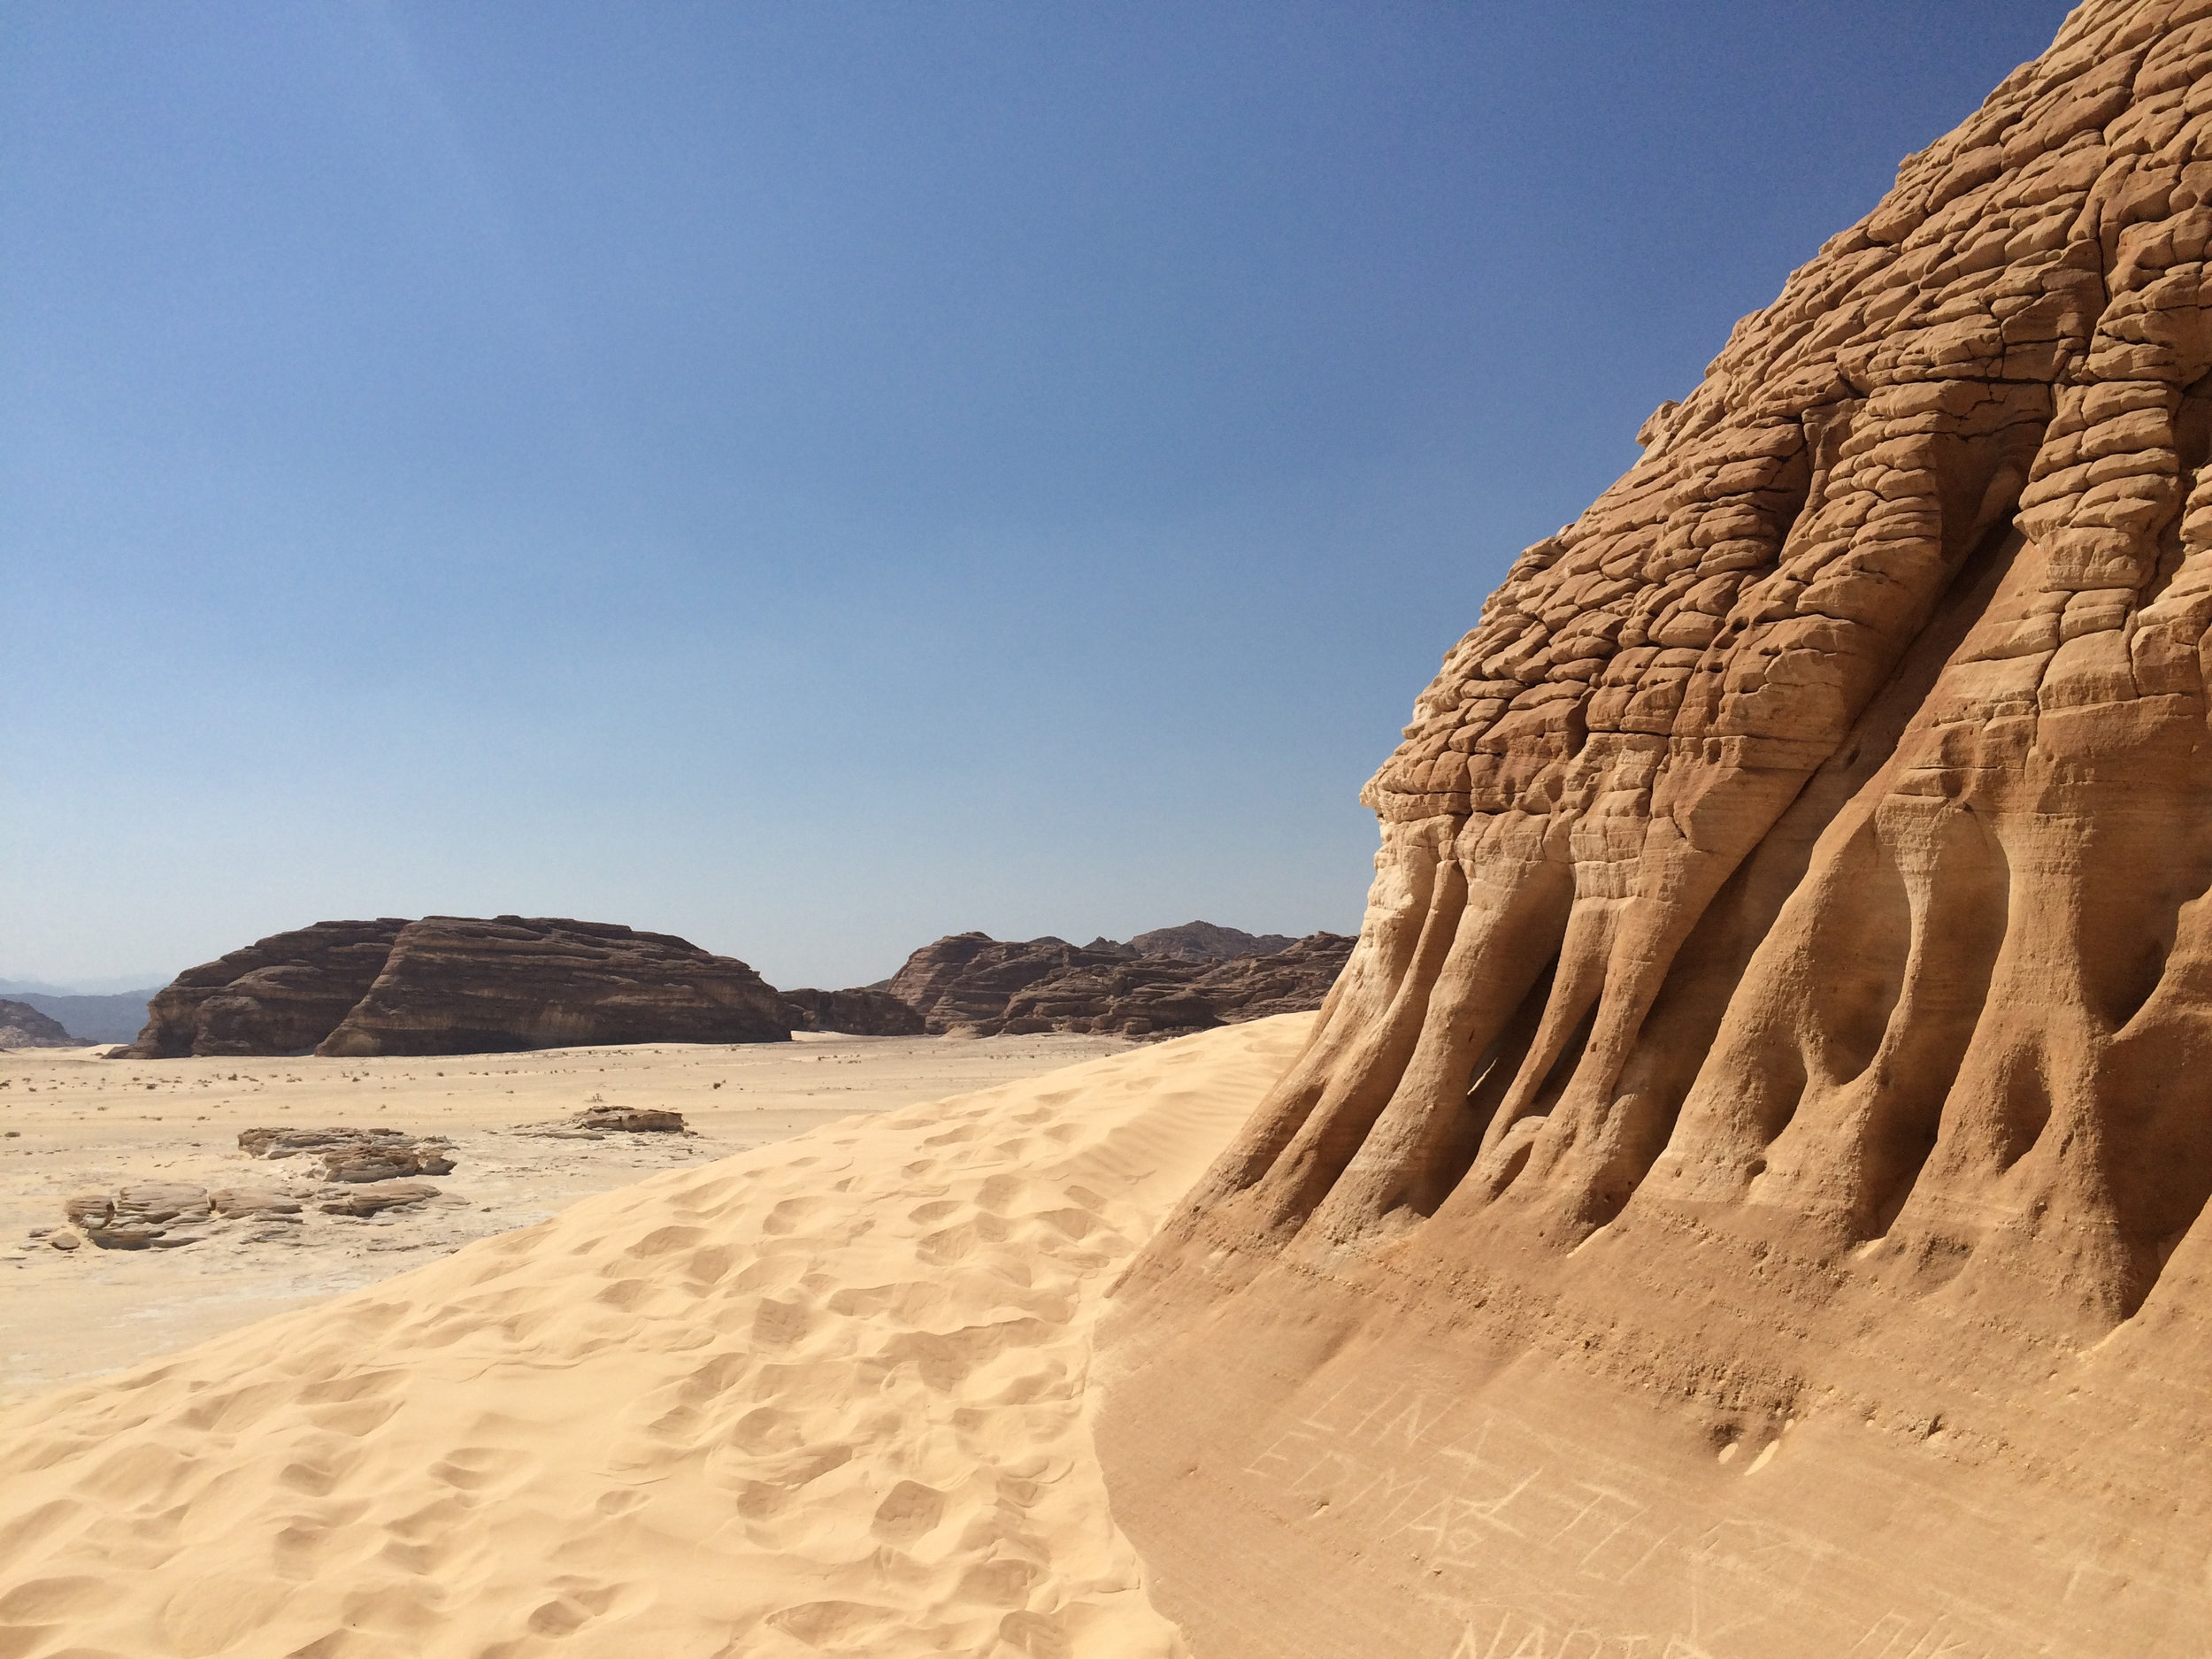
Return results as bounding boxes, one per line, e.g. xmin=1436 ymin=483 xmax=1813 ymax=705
xmin=110 ymin=915 xmax=1350 ymax=1057
xmin=116 ymin=917 xmax=791 ymax=1059
xmin=0 ymin=999 xmax=81 ymax=1048
xmin=881 ymin=925 xmax=1353 ymax=1038
xmin=1125 ymin=921 xmax=1299 ymax=962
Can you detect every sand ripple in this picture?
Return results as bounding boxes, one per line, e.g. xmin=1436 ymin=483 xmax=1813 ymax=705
xmin=0 ymin=1016 xmax=1309 ymax=1657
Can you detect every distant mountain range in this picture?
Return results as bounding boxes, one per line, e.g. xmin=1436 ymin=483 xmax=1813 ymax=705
xmin=1 ymin=990 xmax=164 ymax=1045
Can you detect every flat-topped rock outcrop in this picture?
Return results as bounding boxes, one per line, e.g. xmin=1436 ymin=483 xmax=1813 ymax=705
xmin=117 ymin=917 xmax=790 ymax=1057
xmin=1102 ymin=6 xmax=2212 ymax=1654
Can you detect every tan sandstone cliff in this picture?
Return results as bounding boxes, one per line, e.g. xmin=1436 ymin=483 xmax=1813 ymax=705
xmin=1100 ymin=5 xmax=2212 ymax=1655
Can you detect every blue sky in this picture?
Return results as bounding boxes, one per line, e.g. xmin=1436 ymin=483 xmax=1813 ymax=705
xmin=2 ymin=2 xmax=2071 ymax=992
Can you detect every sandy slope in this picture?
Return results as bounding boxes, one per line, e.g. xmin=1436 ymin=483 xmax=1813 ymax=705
xmin=0 ymin=1015 xmax=1309 ymax=1658
xmin=1 ymin=1032 xmax=1133 ymax=1397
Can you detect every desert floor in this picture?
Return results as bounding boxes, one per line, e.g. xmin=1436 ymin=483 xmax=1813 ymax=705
xmin=0 ymin=1031 xmax=1136 ymax=1402
xmin=0 ymin=1015 xmax=1304 ymax=1657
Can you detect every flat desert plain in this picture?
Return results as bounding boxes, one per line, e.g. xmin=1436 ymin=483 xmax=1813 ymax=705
xmin=0 ymin=1015 xmax=1309 ymax=1657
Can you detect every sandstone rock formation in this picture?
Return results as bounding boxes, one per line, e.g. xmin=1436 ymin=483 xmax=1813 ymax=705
xmin=238 ymin=1126 xmax=456 ymax=1182
xmin=0 ymin=1000 xmax=79 ymax=1048
xmin=997 ymin=933 xmax=1356 ymax=1037
xmin=1102 ymin=8 xmax=2212 ymax=1654
xmin=1181 ymin=931 xmax=1361 ymax=1022
xmin=777 ymin=986 xmax=927 ymax=1036
xmin=113 ymin=920 xmax=409 ymax=1058
xmin=62 ymin=1183 xmax=215 ymax=1249
xmin=884 ymin=927 xmax=1350 ymax=1036
xmin=316 ymin=1179 xmax=441 ymax=1217
xmin=884 ymin=933 xmax=1122 ymax=1033
xmin=117 ymin=917 xmax=790 ymax=1057
xmin=320 ymin=917 xmax=790 ymax=1056
xmin=1126 ymin=921 xmax=1300 ymax=961
xmin=569 ymin=1104 xmax=685 ymax=1133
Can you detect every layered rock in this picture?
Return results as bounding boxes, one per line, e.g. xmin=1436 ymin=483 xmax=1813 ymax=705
xmin=1103 ymin=8 xmax=2212 ymax=1654
xmin=1000 ymin=933 xmax=1356 ymax=1037
xmin=1125 ymin=921 xmax=1300 ymax=961
xmin=62 ymin=1184 xmax=215 ymax=1249
xmin=777 ymin=986 xmax=927 ymax=1036
xmin=0 ymin=1000 xmax=79 ymax=1048
xmin=884 ymin=933 xmax=1128 ymax=1033
xmin=318 ymin=917 xmax=788 ymax=1056
xmin=117 ymin=917 xmax=790 ymax=1057
xmin=237 ymin=1126 xmax=456 ymax=1182
xmin=1182 ymin=931 xmax=1359 ymax=1022
xmin=113 ymin=920 xmax=408 ymax=1058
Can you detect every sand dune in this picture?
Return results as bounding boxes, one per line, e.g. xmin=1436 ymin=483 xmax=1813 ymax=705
xmin=0 ymin=1015 xmax=1308 ymax=1658
xmin=1 ymin=1031 xmax=1134 ymax=1398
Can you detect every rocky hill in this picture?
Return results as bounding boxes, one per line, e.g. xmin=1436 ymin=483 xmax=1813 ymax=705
xmin=883 ymin=927 xmax=1352 ymax=1036
xmin=1102 ymin=6 xmax=2212 ymax=1654
xmin=1124 ymin=921 xmax=1300 ymax=961
xmin=0 ymin=999 xmax=80 ymax=1048
xmin=117 ymin=918 xmax=790 ymax=1057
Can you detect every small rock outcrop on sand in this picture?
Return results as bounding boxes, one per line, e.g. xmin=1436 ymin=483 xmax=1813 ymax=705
xmin=0 ymin=1000 xmax=80 ymax=1048
xmin=117 ymin=916 xmax=791 ymax=1057
xmin=1102 ymin=7 xmax=2212 ymax=1655
xmin=570 ymin=1104 xmax=685 ymax=1133
xmin=884 ymin=928 xmax=1353 ymax=1036
xmin=237 ymin=1125 xmax=456 ymax=1182
xmin=777 ymin=986 xmax=927 ymax=1036
xmin=50 ymin=1125 xmax=462 ymax=1248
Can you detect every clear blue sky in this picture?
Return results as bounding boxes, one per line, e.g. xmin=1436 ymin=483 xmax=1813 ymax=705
xmin=2 ymin=2 xmax=2071 ymax=992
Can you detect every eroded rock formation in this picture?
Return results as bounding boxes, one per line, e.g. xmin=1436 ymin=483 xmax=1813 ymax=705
xmin=885 ymin=928 xmax=1352 ymax=1036
xmin=238 ymin=1126 xmax=457 ymax=1182
xmin=777 ymin=986 xmax=927 ymax=1036
xmin=1000 ymin=933 xmax=1356 ymax=1037
xmin=1102 ymin=8 xmax=2212 ymax=1654
xmin=1126 ymin=921 xmax=1301 ymax=962
xmin=117 ymin=918 xmax=790 ymax=1057
xmin=884 ymin=933 xmax=1124 ymax=1033
xmin=318 ymin=917 xmax=788 ymax=1056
